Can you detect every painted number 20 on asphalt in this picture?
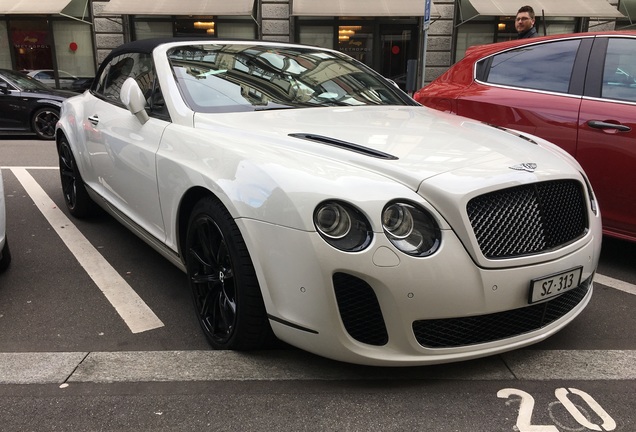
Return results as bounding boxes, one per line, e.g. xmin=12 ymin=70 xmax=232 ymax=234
xmin=498 ymin=388 xmax=617 ymax=431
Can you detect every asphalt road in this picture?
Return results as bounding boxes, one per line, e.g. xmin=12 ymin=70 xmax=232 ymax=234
xmin=0 ymin=137 xmax=634 ymax=432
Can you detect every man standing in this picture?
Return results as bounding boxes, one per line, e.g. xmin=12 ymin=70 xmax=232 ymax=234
xmin=515 ymin=5 xmax=539 ymax=39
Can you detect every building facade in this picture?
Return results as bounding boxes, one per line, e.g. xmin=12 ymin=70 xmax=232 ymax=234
xmin=1 ymin=0 xmax=631 ymax=92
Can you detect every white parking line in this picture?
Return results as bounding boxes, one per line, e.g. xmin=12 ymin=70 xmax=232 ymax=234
xmin=9 ymin=167 xmax=164 ymax=334
xmin=594 ymin=273 xmax=636 ymax=296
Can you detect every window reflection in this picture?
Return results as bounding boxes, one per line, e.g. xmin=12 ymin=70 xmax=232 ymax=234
xmin=168 ymin=43 xmax=411 ymax=113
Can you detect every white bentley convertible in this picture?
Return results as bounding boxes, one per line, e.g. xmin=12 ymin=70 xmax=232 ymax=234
xmin=56 ymin=39 xmax=601 ymax=366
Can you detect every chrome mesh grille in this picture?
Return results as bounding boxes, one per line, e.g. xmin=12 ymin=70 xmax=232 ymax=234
xmin=467 ymin=180 xmax=587 ymax=259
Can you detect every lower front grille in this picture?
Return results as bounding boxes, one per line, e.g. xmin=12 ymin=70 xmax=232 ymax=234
xmin=333 ymin=273 xmax=388 ymax=346
xmin=412 ymin=275 xmax=592 ymax=349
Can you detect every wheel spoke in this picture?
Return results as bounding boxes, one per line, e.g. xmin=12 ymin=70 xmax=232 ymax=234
xmin=34 ymin=111 xmax=58 ymax=139
xmin=215 ymin=280 xmax=236 ymax=335
xmin=187 ymin=214 xmax=240 ymax=344
xmin=58 ymin=144 xmax=77 ymax=207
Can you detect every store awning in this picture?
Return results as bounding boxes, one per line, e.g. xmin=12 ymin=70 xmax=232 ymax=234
xmin=0 ymin=0 xmax=72 ymax=14
xmin=292 ymin=0 xmax=433 ymax=17
xmin=98 ymin=0 xmax=255 ymax=16
xmin=466 ymin=0 xmax=624 ymax=18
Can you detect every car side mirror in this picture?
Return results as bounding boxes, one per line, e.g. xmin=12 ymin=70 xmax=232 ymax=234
xmin=120 ymin=77 xmax=149 ymax=125
xmin=0 ymin=81 xmax=8 ymax=94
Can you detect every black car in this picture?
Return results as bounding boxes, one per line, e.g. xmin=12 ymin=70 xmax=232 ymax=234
xmin=0 ymin=69 xmax=76 ymax=140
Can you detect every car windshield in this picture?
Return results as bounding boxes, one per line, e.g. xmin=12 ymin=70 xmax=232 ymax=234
xmin=1 ymin=69 xmax=52 ymax=91
xmin=167 ymin=43 xmax=414 ymax=113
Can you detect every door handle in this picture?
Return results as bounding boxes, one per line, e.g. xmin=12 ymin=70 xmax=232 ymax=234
xmin=87 ymin=115 xmax=99 ymax=126
xmin=587 ymin=120 xmax=631 ymax=132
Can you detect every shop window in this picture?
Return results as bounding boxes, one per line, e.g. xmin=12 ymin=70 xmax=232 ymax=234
xmin=455 ymin=22 xmax=494 ymax=61
xmin=338 ymin=25 xmax=373 ymax=67
xmin=134 ymin=21 xmax=173 ymax=40
xmin=217 ymin=22 xmax=255 ymax=39
xmin=133 ymin=18 xmax=256 ymax=40
xmin=616 ymin=0 xmax=636 ymax=29
xmin=299 ymin=26 xmax=334 ymax=50
xmin=10 ymin=19 xmax=53 ymax=72
xmin=53 ymin=20 xmax=95 ymax=82
xmin=0 ymin=21 xmax=10 ymax=68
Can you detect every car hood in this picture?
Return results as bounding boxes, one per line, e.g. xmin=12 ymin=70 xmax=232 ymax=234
xmin=194 ymin=105 xmax=581 ymax=191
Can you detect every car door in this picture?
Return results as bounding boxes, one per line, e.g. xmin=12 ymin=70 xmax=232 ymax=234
xmin=456 ymin=38 xmax=592 ymax=157
xmin=83 ymin=53 xmax=170 ymax=242
xmin=0 ymin=77 xmax=30 ymax=133
xmin=578 ymin=36 xmax=636 ymax=240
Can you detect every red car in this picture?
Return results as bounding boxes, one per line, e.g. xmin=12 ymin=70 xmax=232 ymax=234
xmin=415 ymin=31 xmax=636 ymax=243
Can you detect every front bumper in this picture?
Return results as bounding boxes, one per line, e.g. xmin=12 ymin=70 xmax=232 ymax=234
xmin=238 ymin=218 xmax=600 ymax=366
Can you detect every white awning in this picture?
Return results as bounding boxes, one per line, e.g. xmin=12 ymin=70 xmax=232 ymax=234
xmin=292 ymin=0 xmax=432 ymax=17
xmin=98 ymin=0 xmax=255 ymax=16
xmin=0 ymin=0 xmax=72 ymax=14
xmin=466 ymin=0 xmax=624 ymax=18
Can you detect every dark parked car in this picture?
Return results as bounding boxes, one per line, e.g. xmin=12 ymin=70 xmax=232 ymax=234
xmin=0 ymin=69 xmax=76 ymax=140
xmin=71 ymin=77 xmax=94 ymax=93
xmin=414 ymin=31 xmax=636 ymax=243
xmin=23 ymin=69 xmax=94 ymax=93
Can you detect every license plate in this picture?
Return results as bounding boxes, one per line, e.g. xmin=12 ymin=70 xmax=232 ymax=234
xmin=529 ymin=267 xmax=582 ymax=303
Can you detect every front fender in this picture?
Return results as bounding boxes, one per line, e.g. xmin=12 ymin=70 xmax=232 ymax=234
xmin=155 ymin=124 xmax=438 ymax=253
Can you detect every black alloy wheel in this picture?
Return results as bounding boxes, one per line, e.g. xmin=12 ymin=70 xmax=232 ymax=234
xmin=57 ymin=137 xmax=97 ymax=218
xmin=32 ymin=107 xmax=60 ymax=140
xmin=186 ymin=196 xmax=274 ymax=350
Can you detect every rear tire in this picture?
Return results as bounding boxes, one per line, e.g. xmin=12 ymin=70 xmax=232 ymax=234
xmin=185 ymin=196 xmax=275 ymax=350
xmin=58 ymin=136 xmax=98 ymax=218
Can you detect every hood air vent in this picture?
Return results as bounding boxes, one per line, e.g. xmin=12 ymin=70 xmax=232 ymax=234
xmin=289 ymin=133 xmax=398 ymax=160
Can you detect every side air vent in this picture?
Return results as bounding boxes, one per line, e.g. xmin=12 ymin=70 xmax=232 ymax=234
xmin=289 ymin=133 xmax=398 ymax=160
xmin=333 ymin=273 xmax=388 ymax=346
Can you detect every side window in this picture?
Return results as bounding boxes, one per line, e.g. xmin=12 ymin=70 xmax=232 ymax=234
xmin=35 ymin=71 xmax=53 ymax=80
xmin=93 ymin=52 xmax=169 ymax=120
xmin=95 ymin=54 xmax=133 ymax=102
xmin=0 ymin=76 xmax=16 ymax=91
xmin=95 ymin=53 xmax=154 ymax=104
xmin=480 ymin=40 xmax=581 ymax=94
xmin=601 ymin=38 xmax=636 ymax=103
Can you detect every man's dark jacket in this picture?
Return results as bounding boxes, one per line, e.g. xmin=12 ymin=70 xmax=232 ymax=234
xmin=518 ymin=27 xmax=539 ymax=39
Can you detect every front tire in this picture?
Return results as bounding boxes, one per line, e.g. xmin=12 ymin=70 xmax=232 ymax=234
xmin=58 ymin=137 xmax=98 ymax=218
xmin=32 ymin=107 xmax=59 ymax=140
xmin=186 ymin=196 xmax=274 ymax=350
xmin=0 ymin=238 xmax=10 ymax=273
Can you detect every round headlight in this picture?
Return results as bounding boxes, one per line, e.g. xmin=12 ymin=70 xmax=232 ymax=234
xmin=315 ymin=203 xmax=351 ymax=239
xmin=382 ymin=203 xmax=414 ymax=238
xmin=382 ymin=202 xmax=441 ymax=257
xmin=314 ymin=201 xmax=372 ymax=252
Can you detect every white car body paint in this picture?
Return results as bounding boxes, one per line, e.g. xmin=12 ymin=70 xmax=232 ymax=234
xmin=56 ymin=39 xmax=602 ymax=366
